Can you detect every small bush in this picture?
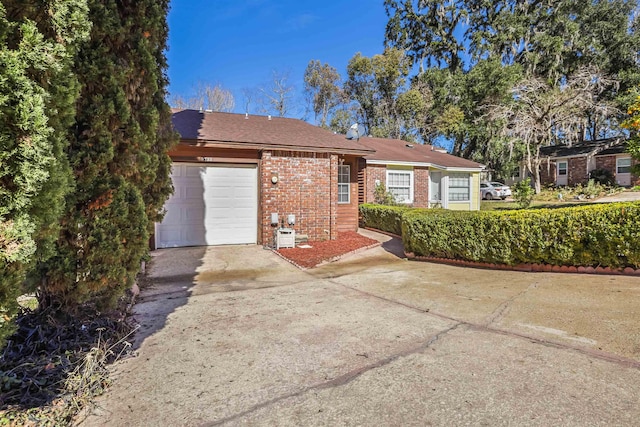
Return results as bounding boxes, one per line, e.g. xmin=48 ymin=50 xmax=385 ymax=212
xmin=373 ymin=183 xmax=398 ymax=206
xmin=512 ymin=178 xmax=535 ymax=208
xmin=589 ymin=168 xmax=615 ymax=186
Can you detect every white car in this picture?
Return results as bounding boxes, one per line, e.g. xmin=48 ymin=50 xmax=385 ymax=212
xmin=480 ymin=182 xmax=511 ymax=200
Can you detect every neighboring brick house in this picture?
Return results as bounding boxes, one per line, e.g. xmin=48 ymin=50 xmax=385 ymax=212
xmin=595 ymin=144 xmax=639 ymax=187
xmin=155 ymin=109 xmax=373 ymax=248
xmin=537 ymin=138 xmax=637 ymax=187
xmin=356 ymin=137 xmax=485 ymax=211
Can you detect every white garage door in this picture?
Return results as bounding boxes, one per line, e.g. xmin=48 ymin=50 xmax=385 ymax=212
xmin=156 ymin=163 xmax=258 ymax=248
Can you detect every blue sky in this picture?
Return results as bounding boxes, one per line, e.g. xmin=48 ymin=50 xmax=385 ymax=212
xmin=166 ymin=0 xmax=389 ymax=115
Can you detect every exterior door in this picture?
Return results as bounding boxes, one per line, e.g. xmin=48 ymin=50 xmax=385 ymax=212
xmin=556 ymin=161 xmax=568 ymax=186
xmin=430 ymin=171 xmax=442 ymax=207
xmin=616 ymin=157 xmax=632 ymax=186
xmin=156 ymin=163 xmax=258 ymax=248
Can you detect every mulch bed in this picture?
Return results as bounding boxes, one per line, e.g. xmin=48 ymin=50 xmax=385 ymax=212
xmin=276 ymin=231 xmax=380 ymax=269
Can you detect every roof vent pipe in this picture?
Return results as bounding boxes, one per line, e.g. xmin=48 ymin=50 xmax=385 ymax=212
xmin=268 ymin=115 xmax=272 ymax=121
xmin=245 ymin=113 xmax=248 ymax=119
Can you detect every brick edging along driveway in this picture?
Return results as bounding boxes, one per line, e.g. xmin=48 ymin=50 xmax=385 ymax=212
xmin=364 ymin=227 xmax=640 ymax=277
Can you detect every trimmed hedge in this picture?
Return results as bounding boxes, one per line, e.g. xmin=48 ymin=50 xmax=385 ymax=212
xmin=359 ymin=204 xmax=412 ymax=236
xmin=361 ymin=203 xmax=640 ymax=269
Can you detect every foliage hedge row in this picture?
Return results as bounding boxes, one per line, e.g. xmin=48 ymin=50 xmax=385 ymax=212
xmin=359 ymin=204 xmax=411 ymax=236
xmin=360 ymin=203 xmax=640 ymax=269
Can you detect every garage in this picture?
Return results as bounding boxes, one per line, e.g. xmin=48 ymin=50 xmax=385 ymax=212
xmin=156 ymin=163 xmax=258 ymax=248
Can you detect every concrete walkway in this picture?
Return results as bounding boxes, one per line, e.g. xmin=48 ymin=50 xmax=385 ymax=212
xmin=79 ymin=231 xmax=640 ymax=426
xmin=595 ymin=190 xmax=640 ymax=202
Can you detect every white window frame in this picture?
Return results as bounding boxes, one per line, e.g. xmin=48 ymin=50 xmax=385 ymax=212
xmin=557 ymin=161 xmax=568 ymax=176
xmin=448 ymin=172 xmax=470 ymax=202
xmin=338 ymin=165 xmax=350 ymax=204
xmin=617 ymin=157 xmax=632 ymax=174
xmin=386 ymin=169 xmax=414 ymax=204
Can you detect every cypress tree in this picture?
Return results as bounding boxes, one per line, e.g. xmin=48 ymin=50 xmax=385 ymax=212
xmin=0 ymin=1 xmax=89 ymax=344
xmin=41 ymin=0 xmax=176 ymax=312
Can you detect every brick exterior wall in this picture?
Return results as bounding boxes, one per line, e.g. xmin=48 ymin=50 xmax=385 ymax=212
xmin=365 ymin=164 xmax=386 ymax=203
xmin=260 ymin=150 xmax=338 ymax=246
xmin=596 ymin=155 xmax=640 ymax=186
xmin=568 ymin=157 xmax=588 ymax=186
xmin=595 ymin=155 xmax=616 ymax=173
xmin=539 ymin=161 xmax=556 ymax=186
xmin=363 ymin=164 xmax=431 ymax=207
xmin=413 ymin=167 xmax=430 ymax=208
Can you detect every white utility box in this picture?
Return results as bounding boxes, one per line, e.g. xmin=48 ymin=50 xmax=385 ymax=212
xmin=276 ymin=228 xmax=296 ymax=249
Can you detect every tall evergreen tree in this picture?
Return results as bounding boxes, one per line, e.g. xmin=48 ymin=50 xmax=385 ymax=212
xmin=41 ymin=0 xmax=176 ymax=312
xmin=0 ymin=1 xmax=89 ymax=344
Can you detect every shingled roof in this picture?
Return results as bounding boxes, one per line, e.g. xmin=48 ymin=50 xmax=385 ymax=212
xmin=539 ymin=138 xmax=625 ymax=158
xmin=171 ymin=109 xmax=374 ymax=155
xmin=358 ymin=136 xmax=484 ymax=170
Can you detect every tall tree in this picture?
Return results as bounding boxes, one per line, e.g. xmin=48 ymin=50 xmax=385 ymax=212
xmin=414 ymin=59 xmax=523 ymax=175
xmin=622 ymin=90 xmax=640 ymax=175
xmin=170 ymin=82 xmax=235 ymax=112
xmin=385 ymin=0 xmax=466 ymax=72
xmin=488 ymin=67 xmax=617 ymax=193
xmin=41 ymin=0 xmax=177 ymax=312
xmin=257 ymin=70 xmax=296 ymax=117
xmin=0 ymin=0 xmax=89 ymax=344
xmin=304 ymin=60 xmax=341 ymax=128
xmin=385 ymin=0 xmax=638 ymax=169
xmin=344 ymin=48 xmax=412 ymax=139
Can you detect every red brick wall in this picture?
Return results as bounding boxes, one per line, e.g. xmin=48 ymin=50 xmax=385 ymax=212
xmin=365 ymin=164 xmax=386 ymax=203
xmin=568 ymin=157 xmax=588 ymax=186
xmin=364 ymin=164 xmax=430 ymax=207
xmin=414 ymin=167 xmax=430 ymax=208
xmin=595 ymin=155 xmax=616 ymax=173
xmin=539 ymin=161 xmax=556 ymax=185
xmin=260 ymin=150 xmax=337 ymax=245
xmin=599 ymin=156 xmax=640 ymax=187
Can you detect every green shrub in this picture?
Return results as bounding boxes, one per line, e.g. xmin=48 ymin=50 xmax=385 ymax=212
xmin=373 ymin=183 xmax=398 ymax=205
xmin=512 ymin=178 xmax=535 ymax=208
xmin=401 ymin=202 xmax=640 ymax=268
xmin=589 ymin=168 xmax=615 ymax=186
xmin=359 ymin=204 xmax=411 ymax=235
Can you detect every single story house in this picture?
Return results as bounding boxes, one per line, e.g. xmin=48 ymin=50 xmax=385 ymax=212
xmin=594 ymin=143 xmax=638 ymax=187
xmin=356 ymin=137 xmax=485 ymax=210
xmin=154 ymin=109 xmax=373 ymax=248
xmin=537 ymin=138 xmax=638 ymax=187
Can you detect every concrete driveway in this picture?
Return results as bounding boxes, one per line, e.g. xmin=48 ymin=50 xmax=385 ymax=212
xmin=79 ymin=230 xmax=640 ymax=426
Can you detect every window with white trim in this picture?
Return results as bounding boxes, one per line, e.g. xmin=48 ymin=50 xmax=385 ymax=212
xmin=448 ymin=173 xmax=470 ymax=201
xmin=386 ymin=169 xmax=413 ymax=203
xmin=617 ymin=157 xmax=632 ymax=174
xmin=557 ymin=161 xmax=568 ymax=176
xmin=338 ymin=165 xmax=350 ymax=203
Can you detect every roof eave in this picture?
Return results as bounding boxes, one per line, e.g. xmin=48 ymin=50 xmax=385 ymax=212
xmin=366 ymin=159 xmax=483 ymax=171
xmin=179 ymin=138 xmax=375 ymax=156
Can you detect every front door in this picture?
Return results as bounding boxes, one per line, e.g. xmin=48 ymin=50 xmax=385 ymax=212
xmin=556 ymin=161 xmax=568 ymax=186
xmin=616 ymin=157 xmax=632 ymax=186
xmin=430 ymin=171 xmax=442 ymax=207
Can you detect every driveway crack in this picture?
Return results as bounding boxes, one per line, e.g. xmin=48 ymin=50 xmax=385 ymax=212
xmin=482 ymin=281 xmax=540 ymax=327
xmin=202 ymin=323 xmax=463 ymax=426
